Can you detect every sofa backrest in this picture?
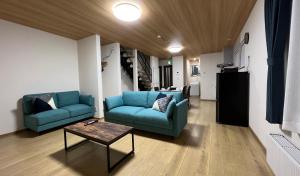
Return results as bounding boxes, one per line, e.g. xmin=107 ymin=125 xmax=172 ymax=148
xmin=121 ymin=91 xmax=184 ymax=108
xmin=147 ymin=91 xmax=183 ymax=108
xmin=56 ymin=91 xmax=80 ymax=108
xmin=122 ymin=91 xmax=148 ymax=107
xmin=160 ymin=91 xmax=183 ymax=103
xmin=22 ymin=91 xmax=80 ymax=115
xmin=147 ymin=91 xmax=160 ymax=107
xmin=22 ymin=92 xmax=58 ymax=115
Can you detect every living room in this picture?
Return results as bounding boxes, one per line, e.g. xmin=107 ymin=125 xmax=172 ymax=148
xmin=0 ymin=0 xmax=299 ymax=175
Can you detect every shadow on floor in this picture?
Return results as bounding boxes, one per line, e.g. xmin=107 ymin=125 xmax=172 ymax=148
xmin=189 ymin=103 xmax=199 ymax=109
xmin=133 ymin=123 xmax=207 ymax=148
xmin=49 ymin=123 xmax=206 ymax=175
xmin=50 ymin=141 xmax=134 ymax=176
xmin=14 ymin=127 xmax=65 ymax=138
xmin=14 ymin=129 xmax=40 ymax=138
xmin=14 ymin=118 xmax=93 ymax=139
xmin=176 ymin=123 xmax=208 ymax=148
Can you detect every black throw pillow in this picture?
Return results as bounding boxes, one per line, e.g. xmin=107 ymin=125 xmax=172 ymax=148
xmin=156 ymin=93 xmax=167 ymax=100
xmin=33 ymin=98 xmax=52 ymax=113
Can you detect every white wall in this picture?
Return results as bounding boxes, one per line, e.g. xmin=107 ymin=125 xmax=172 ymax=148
xmin=121 ymin=67 xmax=134 ymax=91
xmin=78 ymin=35 xmax=103 ymax=117
xmin=133 ymin=49 xmax=139 ymax=91
xmin=172 ymin=56 xmax=184 ymax=88
xmin=0 ymin=19 xmax=79 ymax=135
xmin=200 ymin=52 xmax=223 ymax=100
xmin=150 ymin=56 xmax=160 ymax=88
xmin=159 ymin=59 xmax=171 ymax=66
xmin=183 ymin=57 xmax=187 ymax=86
xmin=185 ymin=59 xmax=190 ymax=85
xmin=233 ymin=0 xmax=300 ymax=152
xmin=223 ymin=46 xmax=234 ymax=64
xmin=101 ymin=43 xmax=123 ymax=97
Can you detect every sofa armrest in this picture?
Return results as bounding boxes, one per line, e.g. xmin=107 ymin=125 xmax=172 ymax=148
xmin=79 ymin=95 xmax=95 ymax=106
xmin=172 ymin=99 xmax=188 ymax=137
xmin=105 ymin=95 xmax=123 ymax=111
xmin=165 ymin=99 xmax=176 ymax=118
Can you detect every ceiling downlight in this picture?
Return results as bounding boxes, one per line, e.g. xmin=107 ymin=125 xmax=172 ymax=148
xmin=113 ymin=2 xmax=141 ymax=22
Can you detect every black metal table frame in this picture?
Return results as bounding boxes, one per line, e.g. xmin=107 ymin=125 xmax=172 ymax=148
xmin=64 ymin=129 xmax=135 ymax=173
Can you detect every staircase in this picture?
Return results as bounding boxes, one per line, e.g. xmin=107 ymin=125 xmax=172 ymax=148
xmin=120 ymin=47 xmax=152 ymax=91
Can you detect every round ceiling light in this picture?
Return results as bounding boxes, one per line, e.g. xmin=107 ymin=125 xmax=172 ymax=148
xmin=113 ymin=2 xmax=141 ymax=22
xmin=167 ymin=45 xmax=183 ymax=53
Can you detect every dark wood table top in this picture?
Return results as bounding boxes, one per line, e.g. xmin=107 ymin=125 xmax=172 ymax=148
xmin=64 ymin=120 xmax=133 ymax=145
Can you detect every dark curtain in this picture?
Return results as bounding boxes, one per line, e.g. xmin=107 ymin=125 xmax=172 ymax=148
xmin=265 ymin=0 xmax=292 ymax=123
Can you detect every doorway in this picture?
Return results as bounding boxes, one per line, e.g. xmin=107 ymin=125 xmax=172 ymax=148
xmin=163 ymin=65 xmax=173 ymax=88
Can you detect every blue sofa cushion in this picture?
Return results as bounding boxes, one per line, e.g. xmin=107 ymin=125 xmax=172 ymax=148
xmin=106 ymin=106 xmax=144 ymax=122
xmin=134 ymin=108 xmax=173 ymax=129
xmin=123 ymin=91 xmax=148 ymax=107
xmin=79 ymin=95 xmax=95 ymax=106
xmin=27 ymin=109 xmax=69 ymax=126
xmin=147 ymin=91 xmax=160 ymax=107
xmin=105 ymin=96 xmax=123 ymax=110
xmin=61 ymin=104 xmax=93 ymax=117
xmin=57 ymin=91 xmax=80 ymax=107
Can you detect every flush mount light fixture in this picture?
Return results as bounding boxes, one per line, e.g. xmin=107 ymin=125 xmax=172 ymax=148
xmin=113 ymin=2 xmax=141 ymax=22
xmin=167 ymin=45 xmax=183 ymax=53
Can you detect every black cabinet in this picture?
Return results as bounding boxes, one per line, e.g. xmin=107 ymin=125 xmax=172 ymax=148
xmin=216 ymin=72 xmax=249 ymax=127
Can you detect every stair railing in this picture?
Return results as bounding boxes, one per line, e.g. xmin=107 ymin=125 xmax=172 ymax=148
xmin=137 ymin=51 xmax=152 ymax=82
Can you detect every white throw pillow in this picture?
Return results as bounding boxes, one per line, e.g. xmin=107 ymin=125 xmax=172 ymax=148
xmin=47 ymin=97 xmax=57 ymax=109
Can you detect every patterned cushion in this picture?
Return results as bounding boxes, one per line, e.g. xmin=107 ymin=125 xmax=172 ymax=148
xmin=156 ymin=93 xmax=167 ymax=100
xmin=152 ymin=95 xmax=173 ymax=112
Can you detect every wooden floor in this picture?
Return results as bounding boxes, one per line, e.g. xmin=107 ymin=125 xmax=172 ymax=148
xmin=0 ymin=98 xmax=273 ymax=176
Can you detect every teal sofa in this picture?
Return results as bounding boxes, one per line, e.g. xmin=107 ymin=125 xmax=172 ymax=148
xmin=22 ymin=91 xmax=95 ymax=132
xmin=104 ymin=91 xmax=188 ymax=137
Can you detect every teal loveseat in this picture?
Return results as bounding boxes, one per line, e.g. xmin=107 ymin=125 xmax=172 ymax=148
xmin=23 ymin=91 xmax=95 ymax=132
xmin=104 ymin=91 xmax=188 ymax=137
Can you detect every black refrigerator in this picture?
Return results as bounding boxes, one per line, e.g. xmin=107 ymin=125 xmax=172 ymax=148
xmin=216 ymin=72 xmax=249 ymax=127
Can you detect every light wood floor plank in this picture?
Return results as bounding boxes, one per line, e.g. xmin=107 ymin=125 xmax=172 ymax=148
xmin=0 ymin=98 xmax=273 ymax=176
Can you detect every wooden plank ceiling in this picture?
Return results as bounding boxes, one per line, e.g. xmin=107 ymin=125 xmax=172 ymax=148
xmin=0 ymin=0 xmax=256 ymax=58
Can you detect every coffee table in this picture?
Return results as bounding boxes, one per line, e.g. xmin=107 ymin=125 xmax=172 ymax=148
xmin=63 ymin=120 xmax=134 ymax=172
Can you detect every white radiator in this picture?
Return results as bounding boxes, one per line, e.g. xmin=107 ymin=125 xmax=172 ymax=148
xmin=267 ymin=134 xmax=300 ymax=176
